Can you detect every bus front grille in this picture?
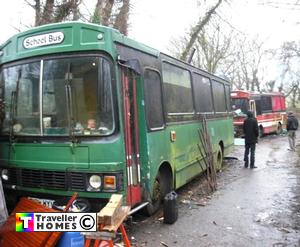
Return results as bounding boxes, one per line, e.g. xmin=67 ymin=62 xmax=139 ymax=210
xmin=70 ymin=173 xmax=86 ymax=191
xmin=21 ymin=169 xmax=66 ymax=190
xmin=3 ymin=168 xmax=86 ymax=191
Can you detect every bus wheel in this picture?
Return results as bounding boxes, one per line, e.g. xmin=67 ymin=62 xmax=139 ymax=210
xmin=259 ymin=126 xmax=264 ymax=138
xmin=143 ymin=171 xmax=167 ymax=216
xmin=276 ymin=123 xmax=283 ymax=135
xmin=215 ymin=145 xmax=223 ymax=170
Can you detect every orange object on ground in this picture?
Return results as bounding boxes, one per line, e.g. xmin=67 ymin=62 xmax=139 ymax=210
xmin=84 ymin=206 xmax=131 ymax=247
xmin=0 ymin=197 xmax=59 ymax=247
xmin=0 ymin=193 xmax=77 ymax=247
xmin=84 ymin=223 xmax=131 ymax=247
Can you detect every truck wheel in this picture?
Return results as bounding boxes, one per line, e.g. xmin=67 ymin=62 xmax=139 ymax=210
xmin=143 ymin=172 xmax=163 ymax=215
xmin=143 ymin=171 xmax=169 ymax=216
xmin=215 ymin=145 xmax=223 ymax=170
xmin=276 ymin=123 xmax=283 ymax=135
xmin=259 ymin=126 xmax=264 ymax=138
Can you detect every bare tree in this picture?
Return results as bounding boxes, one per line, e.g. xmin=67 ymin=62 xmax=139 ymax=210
xmin=193 ymin=22 xmax=235 ymax=74
xmin=180 ymin=0 xmax=224 ymax=61
xmin=278 ymin=41 xmax=300 ymax=107
xmin=228 ymin=39 xmax=268 ymax=92
xmin=169 ymin=13 xmax=238 ymax=77
xmin=258 ymin=0 xmax=300 ymax=10
xmin=25 ymin=0 xmax=82 ymax=26
xmin=91 ymin=0 xmax=130 ymax=35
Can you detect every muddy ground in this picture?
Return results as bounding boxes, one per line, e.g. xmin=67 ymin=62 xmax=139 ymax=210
xmin=127 ymin=131 xmax=300 ymax=247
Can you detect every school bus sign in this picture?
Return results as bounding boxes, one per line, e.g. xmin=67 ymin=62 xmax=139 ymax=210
xmin=23 ymin=32 xmax=64 ymax=49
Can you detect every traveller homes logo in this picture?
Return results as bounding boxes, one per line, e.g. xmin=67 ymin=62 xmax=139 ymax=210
xmin=16 ymin=213 xmax=34 ymax=232
xmin=15 ymin=212 xmax=97 ymax=232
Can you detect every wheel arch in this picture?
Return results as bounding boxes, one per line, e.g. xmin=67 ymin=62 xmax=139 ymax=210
xmin=218 ymin=140 xmax=224 ymax=155
xmin=259 ymin=125 xmax=264 ymax=137
xmin=157 ymin=161 xmax=174 ymax=192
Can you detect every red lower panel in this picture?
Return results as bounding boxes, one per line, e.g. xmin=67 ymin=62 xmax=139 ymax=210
xmin=126 ymin=185 xmax=142 ymax=207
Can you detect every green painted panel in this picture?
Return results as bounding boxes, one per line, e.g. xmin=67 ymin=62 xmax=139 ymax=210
xmin=142 ymin=117 xmax=234 ymax=193
xmin=80 ymin=27 xmax=105 ymax=45
xmin=0 ymin=22 xmax=159 ymax=65
xmin=10 ymin=144 xmax=89 ymax=170
xmin=12 ymin=186 xmax=125 ymax=199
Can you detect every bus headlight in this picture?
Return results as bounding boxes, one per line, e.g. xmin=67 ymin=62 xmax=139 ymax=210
xmin=1 ymin=169 xmax=9 ymax=181
xmin=13 ymin=123 xmax=23 ymax=133
xmin=89 ymin=175 xmax=101 ymax=189
xmin=103 ymin=175 xmax=116 ymax=190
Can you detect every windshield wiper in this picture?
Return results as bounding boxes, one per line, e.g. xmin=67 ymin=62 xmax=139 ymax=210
xmin=8 ymin=91 xmax=16 ymax=144
xmin=65 ymin=63 xmax=77 ymax=145
xmin=9 ymin=70 xmax=21 ymax=145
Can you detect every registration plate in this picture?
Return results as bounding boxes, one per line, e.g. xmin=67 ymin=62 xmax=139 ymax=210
xmin=28 ymin=197 xmax=55 ymax=208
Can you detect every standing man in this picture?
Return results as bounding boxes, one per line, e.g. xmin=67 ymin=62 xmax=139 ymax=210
xmin=287 ymin=111 xmax=299 ymax=151
xmin=243 ymin=111 xmax=259 ymax=169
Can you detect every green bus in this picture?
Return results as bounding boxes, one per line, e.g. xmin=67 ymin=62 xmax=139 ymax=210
xmin=0 ymin=22 xmax=234 ymax=214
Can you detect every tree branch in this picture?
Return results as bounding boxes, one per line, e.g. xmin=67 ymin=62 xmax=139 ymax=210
xmin=180 ymin=0 xmax=223 ymax=61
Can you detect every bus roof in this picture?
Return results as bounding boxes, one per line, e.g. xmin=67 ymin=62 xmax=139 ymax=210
xmin=0 ymin=21 xmax=230 ymax=84
xmin=0 ymin=21 xmax=160 ymax=65
xmin=231 ymin=90 xmax=284 ymax=98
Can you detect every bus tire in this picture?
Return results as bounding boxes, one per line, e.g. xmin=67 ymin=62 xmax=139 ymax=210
xmin=276 ymin=123 xmax=282 ymax=135
xmin=143 ymin=171 xmax=168 ymax=216
xmin=215 ymin=145 xmax=223 ymax=170
xmin=259 ymin=126 xmax=264 ymax=138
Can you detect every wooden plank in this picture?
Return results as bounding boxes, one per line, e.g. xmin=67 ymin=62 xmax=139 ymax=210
xmin=83 ymin=231 xmax=116 ymax=240
xmin=102 ymin=206 xmax=130 ymax=232
xmin=106 ymin=194 xmax=123 ymax=208
xmin=97 ymin=194 xmax=123 ymax=226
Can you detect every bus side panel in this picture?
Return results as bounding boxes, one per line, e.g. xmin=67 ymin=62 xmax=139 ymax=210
xmin=144 ymin=130 xmax=170 ymax=195
xmin=207 ymin=117 xmax=234 ymax=157
xmin=166 ymin=122 xmax=203 ymax=189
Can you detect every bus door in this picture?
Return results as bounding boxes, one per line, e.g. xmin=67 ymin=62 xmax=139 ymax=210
xmin=249 ymin=100 xmax=256 ymax=117
xmin=121 ymin=66 xmax=142 ymax=207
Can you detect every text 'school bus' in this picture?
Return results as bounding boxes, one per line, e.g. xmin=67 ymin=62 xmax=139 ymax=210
xmin=0 ymin=22 xmax=234 ymax=214
xmin=231 ymin=90 xmax=287 ymax=137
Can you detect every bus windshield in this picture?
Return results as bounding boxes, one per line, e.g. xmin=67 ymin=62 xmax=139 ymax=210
xmin=0 ymin=55 xmax=115 ymax=137
xmin=231 ymin=98 xmax=249 ymax=114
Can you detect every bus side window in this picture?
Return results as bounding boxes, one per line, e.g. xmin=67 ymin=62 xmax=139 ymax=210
xmin=261 ymin=95 xmax=272 ymax=113
xmin=162 ymin=62 xmax=194 ymax=122
xmin=212 ymin=80 xmax=227 ymax=113
xmin=255 ymin=99 xmax=262 ymax=115
xmin=144 ymin=69 xmax=164 ymax=130
xmin=224 ymin=84 xmax=231 ymax=112
xmin=192 ymin=73 xmax=213 ymax=113
xmin=249 ymin=100 xmax=256 ymax=117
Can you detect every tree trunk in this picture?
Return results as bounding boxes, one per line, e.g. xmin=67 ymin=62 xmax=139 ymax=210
xmin=180 ymin=0 xmax=223 ymax=61
xmin=41 ymin=0 xmax=55 ymax=25
xmin=101 ymin=0 xmax=115 ymax=26
xmin=114 ymin=0 xmax=130 ymax=35
xmin=35 ymin=0 xmax=41 ymax=26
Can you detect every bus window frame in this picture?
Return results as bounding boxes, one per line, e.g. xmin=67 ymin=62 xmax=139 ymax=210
xmin=224 ymin=84 xmax=232 ymax=113
xmin=0 ymin=52 xmax=119 ymax=141
xmin=249 ymin=100 xmax=256 ymax=117
xmin=143 ymin=67 xmax=166 ymax=132
xmin=161 ymin=60 xmax=195 ymax=122
xmin=211 ymin=79 xmax=228 ymax=114
xmin=191 ymin=71 xmax=215 ymax=115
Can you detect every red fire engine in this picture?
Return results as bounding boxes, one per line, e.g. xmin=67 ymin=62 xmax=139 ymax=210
xmin=231 ymin=90 xmax=287 ymax=137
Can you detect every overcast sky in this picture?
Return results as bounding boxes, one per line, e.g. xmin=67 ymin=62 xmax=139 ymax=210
xmin=0 ymin=0 xmax=299 ymax=53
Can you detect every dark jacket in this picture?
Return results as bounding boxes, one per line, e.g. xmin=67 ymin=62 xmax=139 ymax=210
xmin=243 ymin=111 xmax=259 ymax=144
xmin=287 ymin=115 xmax=299 ymax=131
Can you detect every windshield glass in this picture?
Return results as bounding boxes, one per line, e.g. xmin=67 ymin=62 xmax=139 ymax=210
xmin=1 ymin=62 xmax=40 ymax=135
xmin=231 ymin=98 xmax=249 ymax=114
xmin=0 ymin=55 xmax=115 ymax=137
